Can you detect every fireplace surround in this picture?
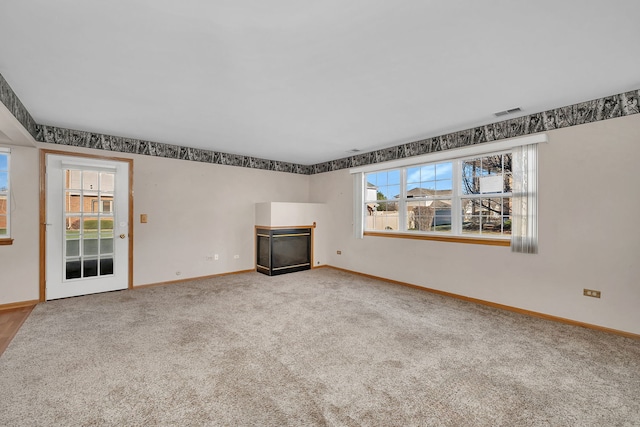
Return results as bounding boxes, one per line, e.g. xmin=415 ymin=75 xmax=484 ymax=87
xmin=256 ymin=227 xmax=312 ymax=276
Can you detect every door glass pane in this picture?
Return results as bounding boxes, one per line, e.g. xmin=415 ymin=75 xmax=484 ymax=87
xmin=100 ymin=172 xmax=115 ymax=192
xmin=63 ymin=168 xmax=117 ymax=281
xmin=100 ymin=238 xmax=113 ymax=254
xmin=66 ymin=260 xmax=81 ymax=279
xmin=83 ymin=259 xmax=98 ymax=277
xmin=83 ymin=238 xmax=98 ymax=256
xmin=82 ymin=216 xmax=99 ymax=234
xmin=66 ymin=170 xmax=82 ymax=190
xmin=100 ymin=197 xmax=113 ymax=213
xmin=66 ymin=240 xmax=80 ymax=257
xmin=83 ymin=171 xmax=99 ymax=191
xmin=100 ymin=218 xmax=114 ymax=233
xmin=65 ymin=216 xmax=81 ymax=235
xmin=100 ymin=257 xmax=114 ymax=276
xmin=65 ymin=192 xmax=82 ymax=213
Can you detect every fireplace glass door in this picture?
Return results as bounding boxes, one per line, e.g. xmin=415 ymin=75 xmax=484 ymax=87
xmin=256 ymin=228 xmax=311 ymax=276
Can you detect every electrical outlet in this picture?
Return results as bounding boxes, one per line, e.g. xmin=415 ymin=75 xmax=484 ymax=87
xmin=140 ymin=214 xmax=148 ymax=223
xmin=234 ymin=254 xmax=240 ymax=259
xmin=583 ymin=289 xmax=601 ymax=298
xmin=214 ymin=254 xmax=219 ymax=260
xmin=337 ymin=250 xmax=342 ymax=255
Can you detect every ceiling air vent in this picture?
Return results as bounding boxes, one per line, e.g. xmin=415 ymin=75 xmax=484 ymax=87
xmin=494 ymin=107 xmax=522 ymax=117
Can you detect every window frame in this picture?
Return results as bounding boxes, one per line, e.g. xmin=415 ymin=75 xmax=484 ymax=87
xmin=363 ymin=151 xmax=513 ymax=242
xmin=352 ymin=134 xmax=547 ymax=246
xmin=0 ymin=147 xmax=11 ymax=245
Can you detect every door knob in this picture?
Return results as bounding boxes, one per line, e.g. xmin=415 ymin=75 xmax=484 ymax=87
xmin=119 ymin=234 xmax=126 ymax=239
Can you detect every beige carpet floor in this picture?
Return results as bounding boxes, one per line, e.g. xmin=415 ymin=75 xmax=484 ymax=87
xmin=1 ymin=268 xmax=638 ymax=426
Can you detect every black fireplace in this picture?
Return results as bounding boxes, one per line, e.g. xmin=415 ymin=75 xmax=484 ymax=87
xmin=256 ymin=227 xmax=312 ymax=276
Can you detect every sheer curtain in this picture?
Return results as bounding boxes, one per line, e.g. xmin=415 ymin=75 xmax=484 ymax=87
xmin=511 ymin=143 xmax=538 ymax=254
xmin=353 ymin=172 xmax=364 ymax=239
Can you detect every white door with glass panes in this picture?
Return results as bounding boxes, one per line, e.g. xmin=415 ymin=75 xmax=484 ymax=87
xmin=45 ymin=155 xmax=129 ymax=300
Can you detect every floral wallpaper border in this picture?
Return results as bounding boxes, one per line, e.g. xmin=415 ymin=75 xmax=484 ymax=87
xmin=0 ymin=73 xmax=39 ymax=139
xmin=34 ymin=124 xmax=311 ymax=174
xmin=309 ymin=89 xmax=640 ymax=174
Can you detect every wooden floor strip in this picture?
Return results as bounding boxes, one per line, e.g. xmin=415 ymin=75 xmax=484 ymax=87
xmin=0 ymin=306 xmax=35 ymax=356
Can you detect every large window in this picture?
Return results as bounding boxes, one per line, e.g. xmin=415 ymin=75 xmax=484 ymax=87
xmin=365 ymin=152 xmax=513 ymax=238
xmin=355 ymin=135 xmax=544 ymax=250
xmin=0 ymin=148 xmax=10 ymax=242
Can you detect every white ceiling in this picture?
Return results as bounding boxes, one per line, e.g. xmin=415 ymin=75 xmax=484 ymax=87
xmin=1 ymin=1 xmax=639 ymax=165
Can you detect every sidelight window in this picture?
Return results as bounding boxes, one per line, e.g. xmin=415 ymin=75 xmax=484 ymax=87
xmin=0 ymin=148 xmax=9 ymax=242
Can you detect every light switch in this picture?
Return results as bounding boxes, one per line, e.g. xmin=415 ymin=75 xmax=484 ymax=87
xmin=140 ymin=214 xmax=148 ymax=223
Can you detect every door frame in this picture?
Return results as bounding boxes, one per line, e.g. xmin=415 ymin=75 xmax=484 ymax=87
xmin=39 ymin=149 xmax=134 ymax=302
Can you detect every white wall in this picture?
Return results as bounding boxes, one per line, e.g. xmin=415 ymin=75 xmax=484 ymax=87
xmin=2 ymin=115 xmax=639 ymax=335
xmin=0 ymin=143 xmax=310 ymax=304
xmin=132 ymin=155 xmax=309 ymax=285
xmin=309 ymin=114 xmax=640 ymax=335
xmin=0 ymin=145 xmax=39 ymax=304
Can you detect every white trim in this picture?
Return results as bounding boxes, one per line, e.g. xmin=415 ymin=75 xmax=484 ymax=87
xmin=60 ymin=160 xmax=118 ymax=172
xmin=0 ymin=146 xmax=10 ymax=153
xmin=350 ymin=133 xmax=548 ymax=174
